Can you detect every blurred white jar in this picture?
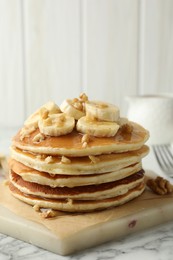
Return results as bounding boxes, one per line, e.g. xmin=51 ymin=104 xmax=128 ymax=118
xmin=126 ymin=94 xmax=173 ymax=145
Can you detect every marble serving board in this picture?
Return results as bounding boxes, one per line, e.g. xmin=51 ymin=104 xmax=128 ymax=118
xmin=0 ymin=182 xmax=173 ymax=256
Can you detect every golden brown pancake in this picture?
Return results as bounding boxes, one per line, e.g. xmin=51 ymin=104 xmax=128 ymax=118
xmin=9 ymin=181 xmax=145 ymax=212
xmin=10 ymin=170 xmax=144 ymax=200
xmin=10 ymin=159 xmax=142 ymax=187
xmin=12 ymin=122 xmax=149 ymax=156
xmin=10 ymin=145 xmax=149 ymax=175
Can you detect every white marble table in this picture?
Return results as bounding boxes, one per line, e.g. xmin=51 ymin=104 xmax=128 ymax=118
xmin=0 ymin=128 xmax=173 ymax=260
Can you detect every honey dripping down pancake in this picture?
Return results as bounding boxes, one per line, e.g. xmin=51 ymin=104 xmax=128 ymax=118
xmin=9 ymin=93 xmax=150 ymax=212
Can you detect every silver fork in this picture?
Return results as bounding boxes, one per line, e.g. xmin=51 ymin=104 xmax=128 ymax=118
xmin=153 ymin=144 xmax=173 ymax=177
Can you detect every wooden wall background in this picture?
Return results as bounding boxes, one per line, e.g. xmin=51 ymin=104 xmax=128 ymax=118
xmin=0 ymin=0 xmax=173 ymax=128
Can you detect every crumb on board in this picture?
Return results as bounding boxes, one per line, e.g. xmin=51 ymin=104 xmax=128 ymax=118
xmin=39 ymin=209 xmax=58 ymax=218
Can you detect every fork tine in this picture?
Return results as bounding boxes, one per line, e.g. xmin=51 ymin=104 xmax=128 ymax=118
xmin=153 ymin=145 xmax=166 ymax=170
xmin=161 ymin=145 xmax=173 ymax=167
xmin=164 ymin=144 xmax=173 ymax=162
xmin=153 ymin=144 xmax=173 ymax=176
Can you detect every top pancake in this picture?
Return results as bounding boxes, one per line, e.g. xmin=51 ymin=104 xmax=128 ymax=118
xmin=12 ymin=122 xmax=149 ymax=157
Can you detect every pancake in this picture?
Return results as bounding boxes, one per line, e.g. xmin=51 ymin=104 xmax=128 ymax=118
xmin=10 ymin=159 xmax=142 ymax=187
xmin=9 ymin=181 xmax=145 ymax=212
xmin=10 ymin=145 xmax=149 ymax=175
xmin=12 ymin=122 xmax=149 ymax=157
xmin=10 ymin=170 xmax=144 ymax=200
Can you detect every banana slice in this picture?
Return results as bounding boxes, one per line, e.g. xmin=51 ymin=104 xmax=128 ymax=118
xmin=85 ymin=101 xmax=120 ymax=122
xmin=60 ymin=99 xmax=85 ymax=120
xmin=76 ymin=116 xmax=120 ymax=137
xmin=24 ymin=113 xmax=39 ymax=128
xmin=38 ymin=113 xmax=75 ymax=136
xmin=24 ymin=101 xmax=60 ymax=127
xmin=43 ymin=101 xmax=61 ymax=114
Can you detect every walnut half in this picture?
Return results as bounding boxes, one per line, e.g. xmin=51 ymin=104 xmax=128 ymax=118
xmin=147 ymin=176 xmax=173 ymax=195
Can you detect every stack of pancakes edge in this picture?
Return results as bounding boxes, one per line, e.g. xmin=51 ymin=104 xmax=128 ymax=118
xmin=9 ymin=96 xmax=149 ymax=212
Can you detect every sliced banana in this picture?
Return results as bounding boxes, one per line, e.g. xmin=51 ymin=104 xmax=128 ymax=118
xmin=38 ymin=113 xmax=75 ymax=136
xmin=43 ymin=101 xmax=61 ymax=114
xmin=85 ymin=101 xmax=120 ymax=122
xmin=24 ymin=101 xmax=60 ymax=127
xmin=60 ymin=99 xmax=85 ymax=120
xmin=76 ymin=116 xmax=120 ymax=137
xmin=24 ymin=112 xmax=40 ymax=128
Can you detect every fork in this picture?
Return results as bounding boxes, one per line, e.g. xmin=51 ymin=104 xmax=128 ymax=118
xmin=153 ymin=144 xmax=173 ymax=177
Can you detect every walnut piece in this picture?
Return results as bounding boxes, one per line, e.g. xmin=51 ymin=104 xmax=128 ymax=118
xmin=33 ymin=204 xmax=40 ymax=212
xmin=79 ymin=93 xmax=88 ymax=102
xmin=36 ymin=154 xmax=47 ymax=160
xmin=73 ymin=101 xmax=83 ymax=111
xmin=61 ymin=156 xmax=71 ymax=164
xmin=39 ymin=107 xmax=49 ymax=119
xmin=33 ymin=133 xmax=45 ymax=143
xmin=147 ymin=176 xmax=173 ymax=195
xmin=20 ymin=125 xmax=36 ymax=141
xmin=82 ymin=141 xmax=88 ymax=148
xmin=81 ymin=134 xmax=90 ymax=144
xmin=89 ymin=155 xmax=100 ymax=164
xmin=67 ymin=198 xmax=73 ymax=205
xmin=40 ymin=209 xmax=57 ymax=218
xmin=54 ymin=114 xmax=66 ymax=126
xmin=45 ymin=156 xmax=53 ymax=163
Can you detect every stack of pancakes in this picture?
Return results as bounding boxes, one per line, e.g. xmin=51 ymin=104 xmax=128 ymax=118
xmin=9 ymin=96 xmax=149 ymax=212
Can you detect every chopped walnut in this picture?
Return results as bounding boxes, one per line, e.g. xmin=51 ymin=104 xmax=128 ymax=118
xmin=54 ymin=114 xmax=66 ymax=126
xmin=82 ymin=141 xmax=88 ymax=148
xmin=89 ymin=155 xmax=100 ymax=163
xmin=33 ymin=204 xmax=40 ymax=212
xmin=81 ymin=134 xmax=90 ymax=144
xmin=73 ymin=101 xmax=83 ymax=111
xmin=67 ymin=198 xmax=73 ymax=205
xmin=71 ymin=97 xmax=84 ymax=111
xmin=33 ymin=133 xmax=45 ymax=143
xmin=39 ymin=107 xmax=49 ymax=119
xmin=20 ymin=125 xmax=36 ymax=141
xmin=45 ymin=156 xmax=53 ymax=163
xmin=49 ymin=173 xmax=56 ymax=177
xmin=36 ymin=154 xmax=47 ymax=160
xmin=40 ymin=209 xmax=57 ymax=218
xmin=61 ymin=156 xmax=71 ymax=164
xmin=79 ymin=93 xmax=88 ymax=102
xmin=72 ymin=98 xmax=79 ymax=103
xmin=147 ymin=176 xmax=173 ymax=195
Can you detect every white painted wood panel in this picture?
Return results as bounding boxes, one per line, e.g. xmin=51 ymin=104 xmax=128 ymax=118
xmin=1 ymin=0 xmax=173 ymax=128
xmin=0 ymin=0 xmax=24 ymax=128
xmin=23 ymin=0 xmax=81 ymax=117
xmin=82 ymin=0 xmax=139 ymax=115
xmin=139 ymin=0 xmax=173 ymax=94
